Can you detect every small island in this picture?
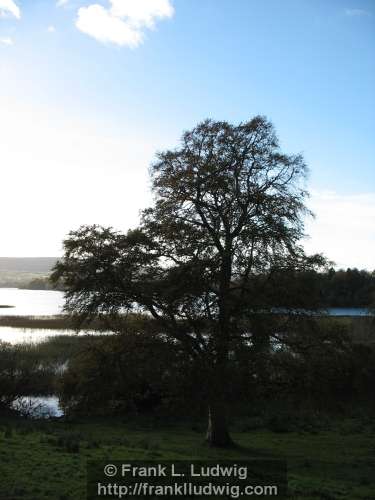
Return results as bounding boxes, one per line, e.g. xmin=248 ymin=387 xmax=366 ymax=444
xmin=0 ymin=305 xmax=15 ymax=309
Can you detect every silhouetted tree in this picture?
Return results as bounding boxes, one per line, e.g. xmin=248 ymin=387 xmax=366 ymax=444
xmin=52 ymin=116 xmax=325 ymax=446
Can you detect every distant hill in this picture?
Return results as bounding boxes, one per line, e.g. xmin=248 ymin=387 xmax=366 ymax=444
xmin=0 ymin=258 xmax=58 ymax=273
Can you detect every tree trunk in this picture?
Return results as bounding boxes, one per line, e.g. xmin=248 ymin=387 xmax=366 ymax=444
xmin=206 ymin=247 xmax=234 ymax=447
xmin=206 ymin=398 xmax=234 ymax=447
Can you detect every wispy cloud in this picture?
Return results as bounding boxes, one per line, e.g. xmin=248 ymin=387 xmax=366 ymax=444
xmin=304 ymin=191 xmax=375 ymax=270
xmin=0 ymin=36 xmax=13 ymax=45
xmin=47 ymin=25 xmax=56 ymax=33
xmin=344 ymin=8 xmax=371 ymax=17
xmin=76 ymin=0 xmax=174 ymax=47
xmin=56 ymin=0 xmax=69 ymax=7
xmin=0 ymin=0 xmax=20 ymax=19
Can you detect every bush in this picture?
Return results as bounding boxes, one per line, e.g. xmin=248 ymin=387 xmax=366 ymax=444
xmin=58 ymin=328 xmax=207 ymax=418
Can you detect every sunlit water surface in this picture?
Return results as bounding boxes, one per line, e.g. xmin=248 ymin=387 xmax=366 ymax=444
xmin=0 ymin=288 xmax=64 ymax=316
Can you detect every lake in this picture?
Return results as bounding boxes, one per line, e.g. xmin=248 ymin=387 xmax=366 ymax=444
xmin=0 ymin=326 xmax=81 ymax=345
xmin=12 ymin=396 xmax=63 ymax=418
xmin=328 ymin=307 xmax=372 ymax=317
xmin=0 ymin=288 xmax=64 ymax=316
xmin=0 ymin=288 xmax=371 ymax=418
xmin=0 ymin=288 xmax=372 ymax=345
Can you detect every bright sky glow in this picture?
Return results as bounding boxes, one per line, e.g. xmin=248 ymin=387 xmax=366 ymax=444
xmin=0 ymin=0 xmax=374 ymax=269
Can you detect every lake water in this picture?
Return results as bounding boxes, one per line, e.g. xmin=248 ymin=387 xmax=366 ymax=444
xmin=0 ymin=288 xmax=64 ymax=316
xmin=0 ymin=288 xmax=372 ymax=345
xmin=0 ymin=288 xmax=67 ymax=344
xmin=0 ymin=326 xmax=79 ymax=344
xmin=0 ymin=289 xmax=76 ymax=417
xmin=12 ymin=396 xmax=63 ymax=418
xmin=1 ymin=288 xmax=372 ymax=318
xmin=328 ymin=307 xmax=372 ymax=317
xmin=0 ymin=288 xmax=371 ymax=418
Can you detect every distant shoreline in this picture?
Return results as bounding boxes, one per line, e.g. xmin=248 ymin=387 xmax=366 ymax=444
xmin=0 ymin=315 xmax=101 ymax=330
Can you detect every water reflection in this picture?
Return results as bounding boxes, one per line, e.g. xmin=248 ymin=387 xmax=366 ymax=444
xmin=0 ymin=326 xmax=77 ymax=344
xmin=12 ymin=396 xmax=63 ymax=418
xmin=0 ymin=288 xmax=64 ymax=316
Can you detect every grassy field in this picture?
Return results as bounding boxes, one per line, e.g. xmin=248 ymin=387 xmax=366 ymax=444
xmin=0 ymin=416 xmax=374 ymax=500
xmin=1 ymin=321 xmax=373 ymax=499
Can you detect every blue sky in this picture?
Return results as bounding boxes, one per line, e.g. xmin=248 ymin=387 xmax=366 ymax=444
xmin=0 ymin=0 xmax=374 ymax=268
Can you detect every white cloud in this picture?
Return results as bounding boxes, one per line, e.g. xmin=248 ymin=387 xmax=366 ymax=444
xmin=76 ymin=4 xmax=142 ymax=47
xmin=47 ymin=25 xmax=56 ymax=33
xmin=0 ymin=36 xmax=13 ymax=45
xmin=344 ymin=8 xmax=371 ymax=17
xmin=76 ymin=0 xmax=174 ymax=47
xmin=304 ymin=191 xmax=375 ymax=270
xmin=0 ymin=0 xmax=20 ymax=19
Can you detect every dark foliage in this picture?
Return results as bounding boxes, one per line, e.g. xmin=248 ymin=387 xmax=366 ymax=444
xmin=57 ymin=318 xmax=375 ymax=419
xmin=321 ymin=268 xmax=375 ymax=308
xmin=52 ymin=116 xmax=331 ymax=445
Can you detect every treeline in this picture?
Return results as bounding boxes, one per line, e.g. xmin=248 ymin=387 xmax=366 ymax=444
xmin=0 ymin=257 xmax=57 ymax=290
xmin=0 ymin=271 xmax=48 ymax=289
xmin=270 ymin=267 xmax=375 ymax=308
xmin=0 ymin=274 xmax=65 ymax=291
xmin=316 ymin=268 xmax=375 ymax=308
xmin=22 ymin=277 xmax=65 ymax=291
xmin=1 ymin=267 xmax=374 ymax=307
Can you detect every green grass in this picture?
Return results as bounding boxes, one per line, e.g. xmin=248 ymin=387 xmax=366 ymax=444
xmin=0 ymin=416 xmax=374 ymax=499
